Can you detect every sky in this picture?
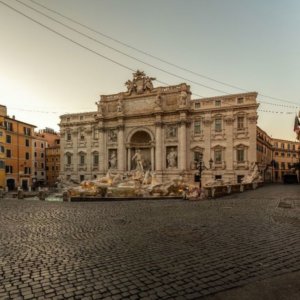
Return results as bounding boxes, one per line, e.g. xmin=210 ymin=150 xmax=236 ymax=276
xmin=0 ymin=0 xmax=299 ymax=140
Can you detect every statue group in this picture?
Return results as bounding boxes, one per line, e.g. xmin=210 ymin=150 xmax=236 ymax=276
xmin=125 ymin=70 xmax=156 ymax=95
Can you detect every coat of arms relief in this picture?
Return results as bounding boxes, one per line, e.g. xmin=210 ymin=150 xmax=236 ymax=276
xmin=125 ymin=70 xmax=156 ymax=95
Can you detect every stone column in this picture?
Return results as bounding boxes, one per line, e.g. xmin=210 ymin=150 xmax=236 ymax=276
xmin=127 ymin=148 xmax=131 ymax=171
xmin=98 ymin=126 xmax=105 ymax=175
xmin=85 ymin=127 xmax=92 ymax=178
xmin=155 ymin=121 xmax=163 ymax=171
xmin=179 ymin=120 xmax=187 ymax=170
xmin=151 ymin=146 xmax=155 ymax=171
xmin=224 ymin=116 xmax=234 ymax=171
xmin=71 ymin=128 xmax=78 ymax=176
xmin=202 ymin=116 xmax=212 ymax=165
xmin=248 ymin=115 xmax=258 ymax=163
xmin=117 ymin=124 xmax=125 ymax=172
xmin=202 ymin=116 xmax=212 ymax=184
xmin=224 ymin=116 xmax=235 ymax=183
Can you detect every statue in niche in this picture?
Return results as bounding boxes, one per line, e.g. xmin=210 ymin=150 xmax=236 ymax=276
xmin=109 ymin=151 xmax=117 ymax=169
xmin=108 ymin=130 xmax=117 ymax=143
xmin=132 ymin=149 xmax=144 ymax=172
xmin=167 ymin=148 xmax=177 ymax=168
xmin=167 ymin=126 xmax=177 ymax=138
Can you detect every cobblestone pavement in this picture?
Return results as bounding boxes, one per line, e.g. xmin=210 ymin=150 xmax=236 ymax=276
xmin=0 ymin=184 xmax=300 ymax=300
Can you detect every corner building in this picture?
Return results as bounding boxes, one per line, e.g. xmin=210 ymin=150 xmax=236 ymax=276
xmin=59 ymin=71 xmax=258 ymax=184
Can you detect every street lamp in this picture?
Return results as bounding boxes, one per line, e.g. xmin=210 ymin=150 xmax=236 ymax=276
xmin=196 ymin=154 xmax=204 ymax=188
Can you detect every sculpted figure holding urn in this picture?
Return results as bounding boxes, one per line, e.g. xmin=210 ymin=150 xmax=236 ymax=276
xmin=167 ymin=148 xmax=177 ymax=168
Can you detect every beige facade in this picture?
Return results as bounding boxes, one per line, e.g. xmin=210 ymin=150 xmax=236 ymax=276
xmin=256 ymin=126 xmax=273 ymax=182
xmin=59 ymin=71 xmax=259 ymax=185
xmin=272 ymin=138 xmax=300 ymax=182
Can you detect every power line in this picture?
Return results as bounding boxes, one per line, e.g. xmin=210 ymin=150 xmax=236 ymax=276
xmin=2 ymin=0 xmax=299 ymax=113
xmin=258 ymin=100 xmax=300 ymax=109
xmin=1 ymin=0 xmax=205 ymax=97
xmin=13 ymin=0 xmax=219 ymax=96
xmin=27 ymin=0 xmax=300 ymax=106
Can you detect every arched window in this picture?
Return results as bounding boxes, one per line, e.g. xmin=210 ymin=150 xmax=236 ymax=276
xmin=92 ymin=151 xmax=99 ymax=166
xmin=65 ymin=152 xmax=72 ymax=165
xmin=78 ymin=151 xmax=86 ymax=165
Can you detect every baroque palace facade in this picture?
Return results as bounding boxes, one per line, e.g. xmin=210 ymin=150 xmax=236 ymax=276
xmin=59 ymin=71 xmax=258 ymax=185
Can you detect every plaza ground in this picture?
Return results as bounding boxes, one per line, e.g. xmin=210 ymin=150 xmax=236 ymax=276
xmin=0 ymin=184 xmax=299 ymax=299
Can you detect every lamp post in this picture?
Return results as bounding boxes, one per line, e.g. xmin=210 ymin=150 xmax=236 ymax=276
xmin=198 ymin=160 xmax=203 ymax=188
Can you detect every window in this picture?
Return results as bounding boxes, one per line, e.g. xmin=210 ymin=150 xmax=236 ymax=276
xmin=281 ymin=162 xmax=285 ymax=170
xmin=215 ymin=100 xmax=221 ymax=107
xmin=0 ymin=145 xmax=4 ymax=153
xmin=6 ymin=149 xmax=11 ymax=158
xmin=34 ymin=162 xmax=37 ymax=168
xmin=6 ymin=135 xmax=11 ymax=143
xmin=80 ymin=175 xmax=84 ymax=182
xmin=66 ymin=132 xmax=71 ymax=141
xmin=281 ymin=143 xmax=285 ymax=149
xmin=0 ymin=160 xmax=4 ymax=169
xmin=80 ymin=116 xmax=83 ymax=120
xmin=215 ymin=175 xmax=222 ymax=180
xmin=24 ymin=127 xmax=31 ymax=136
xmin=194 ymin=121 xmax=201 ymax=134
xmin=93 ymin=153 xmax=99 ymax=166
xmin=214 ymin=149 xmax=222 ymax=163
xmin=195 ymin=102 xmax=201 ymax=109
xmin=5 ymin=165 xmax=13 ymax=173
xmin=34 ymin=152 xmax=37 ymax=157
xmin=25 ymin=139 xmax=29 ymax=147
xmin=287 ymin=153 xmax=291 ymax=157
xmin=0 ymin=131 xmax=2 ymax=136
xmin=41 ymin=153 xmax=44 ymax=158
xmin=41 ymin=143 xmax=44 ymax=148
xmin=194 ymin=151 xmax=203 ymax=164
xmin=25 ymin=152 xmax=30 ymax=160
xmin=41 ymin=163 xmax=44 ymax=168
xmin=293 ymin=145 xmax=295 ymax=150
xmin=79 ymin=154 xmax=85 ymax=165
xmin=66 ymin=117 xmax=70 ymax=122
xmin=287 ymin=144 xmax=290 ymax=150
xmin=215 ymin=118 xmax=222 ymax=132
xmin=281 ymin=152 xmax=285 ymax=157
xmin=237 ymin=149 xmax=244 ymax=162
xmin=5 ymin=121 xmax=13 ymax=131
xmin=79 ymin=131 xmax=85 ymax=141
xmin=237 ymin=97 xmax=244 ymax=104
xmin=237 ymin=116 xmax=244 ymax=130
xmin=67 ymin=155 xmax=72 ymax=165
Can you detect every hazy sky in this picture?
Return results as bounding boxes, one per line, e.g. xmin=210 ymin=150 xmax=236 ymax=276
xmin=0 ymin=0 xmax=299 ymax=140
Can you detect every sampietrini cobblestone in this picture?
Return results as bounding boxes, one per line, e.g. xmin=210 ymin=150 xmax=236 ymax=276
xmin=0 ymin=184 xmax=300 ymax=299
